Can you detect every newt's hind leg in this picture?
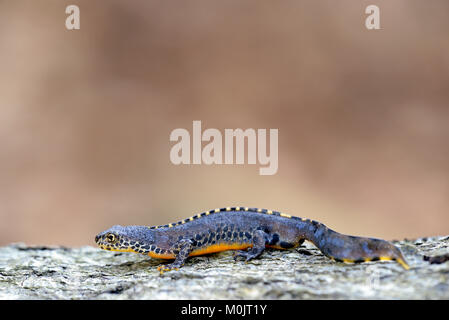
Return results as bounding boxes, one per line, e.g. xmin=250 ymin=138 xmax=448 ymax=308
xmin=234 ymin=229 xmax=268 ymax=262
xmin=157 ymin=239 xmax=193 ymax=274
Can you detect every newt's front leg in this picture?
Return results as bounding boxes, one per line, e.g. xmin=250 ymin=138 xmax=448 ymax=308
xmin=157 ymin=239 xmax=193 ymax=274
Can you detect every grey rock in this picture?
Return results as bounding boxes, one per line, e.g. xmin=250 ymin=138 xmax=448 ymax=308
xmin=0 ymin=236 xmax=448 ymax=299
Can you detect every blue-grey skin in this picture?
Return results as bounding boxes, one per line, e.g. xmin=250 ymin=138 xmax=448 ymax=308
xmin=95 ymin=207 xmax=409 ymax=272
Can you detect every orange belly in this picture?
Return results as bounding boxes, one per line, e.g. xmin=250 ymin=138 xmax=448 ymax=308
xmin=147 ymin=243 xmax=252 ymax=260
xmin=147 ymin=242 xmax=294 ymax=260
xmin=190 ymin=243 xmax=253 ymax=257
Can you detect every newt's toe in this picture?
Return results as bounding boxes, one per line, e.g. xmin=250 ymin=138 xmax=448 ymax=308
xmin=157 ymin=265 xmax=180 ymax=274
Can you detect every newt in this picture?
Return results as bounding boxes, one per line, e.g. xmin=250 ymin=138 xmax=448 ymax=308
xmin=94 ymin=206 xmax=410 ymax=273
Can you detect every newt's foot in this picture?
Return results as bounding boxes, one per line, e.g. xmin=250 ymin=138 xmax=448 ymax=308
xmin=157 ymin=264 xmax=181 ymax=274
xmin=233 ymin=249 xmax=261 ymax=262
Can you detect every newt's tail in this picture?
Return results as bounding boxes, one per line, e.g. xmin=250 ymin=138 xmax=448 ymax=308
xmin=302 ymin=221 xmax=410 ymax=270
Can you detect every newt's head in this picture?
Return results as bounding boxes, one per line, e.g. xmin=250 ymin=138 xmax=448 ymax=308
xmin=95 ymin=225 xmax=155 ymax=254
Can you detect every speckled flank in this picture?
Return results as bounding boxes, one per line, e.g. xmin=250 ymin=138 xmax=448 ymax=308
xmin=95 ymin=206 xmax=410 ymax=272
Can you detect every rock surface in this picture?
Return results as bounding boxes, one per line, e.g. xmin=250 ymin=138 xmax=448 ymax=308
xmin=0 ymin=236 xmax=448 ymax=299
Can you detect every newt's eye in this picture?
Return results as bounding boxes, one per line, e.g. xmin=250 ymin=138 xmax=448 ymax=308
xmin=106 ymin=233 xmax=116 ymax=243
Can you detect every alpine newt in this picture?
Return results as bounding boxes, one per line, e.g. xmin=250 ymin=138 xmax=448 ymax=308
xmin=95 ymin=206 xmax=410 ymax=273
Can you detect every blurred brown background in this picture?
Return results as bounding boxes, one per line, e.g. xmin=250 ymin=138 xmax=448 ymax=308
xmin=0 ymin=0 xmax=448 ymax=246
